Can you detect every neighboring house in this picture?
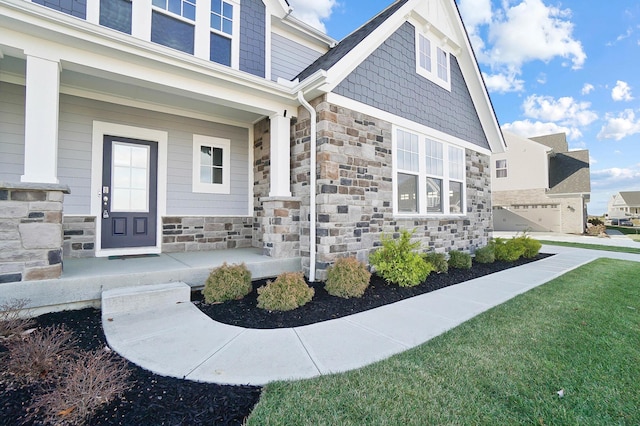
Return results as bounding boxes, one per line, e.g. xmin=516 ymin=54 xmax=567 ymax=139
xmin=491 ymin=132 xmax=590 ymax=234
xmin=0 ymin=0 xmax=505 ymax=286
xmin=608 ymin=192 xmax=640 ymax=218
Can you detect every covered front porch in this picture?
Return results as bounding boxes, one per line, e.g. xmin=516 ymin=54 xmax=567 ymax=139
xmin=1 ymin=248 xmax=301 ymax=316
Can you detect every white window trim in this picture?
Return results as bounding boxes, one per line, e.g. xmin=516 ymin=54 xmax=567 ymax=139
xmin=392 ymin=126 xmax=466 ymax=217
xmin=415 ymin=30 xmax=451 ymax=92
xmin=192 ymin=135 xmax=231 ymax=194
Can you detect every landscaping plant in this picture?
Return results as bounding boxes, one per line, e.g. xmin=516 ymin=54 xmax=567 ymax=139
xmin=369 ymin=229 xmax=433 ymax=287
xmin=423 ymin=251 xmax=448 ymax=274
xmin=257 ymin=272 xmax=314 ymax=311
xmin=203 ymin=262 xmax=252 ymax=303
xmin=493 ymin=237 xmax=526 ymax=262
xmin=324 ymin=257 xmax=371 ymax=299
xmin=448 ymin=250 xmax=472 ymax=269
xmin=473 ymin=244 xmax=495 ymax=264
xmin=0 ymin=298 xmax=34 ymax=341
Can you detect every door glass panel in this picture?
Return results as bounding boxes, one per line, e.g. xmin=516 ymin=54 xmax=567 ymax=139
xmin=111 ymin=143 xmax=149 ymax=212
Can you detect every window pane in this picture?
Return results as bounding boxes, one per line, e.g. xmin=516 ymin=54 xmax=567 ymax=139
xmin=397 ymin=173 xmax=418 ymax=213
xmin=151 ymin=11 xmax=195 ymax=54
xmin=437 ymin=48 xmax=448 ymax=82
xmin=212 ymin=147 xmax=223 ymax=166
xmin=131 ymin=147 xmax=148 ymax=168
xmin=211 ymin=0 xmax=221 ymax=14
xmin=496 ymin=169 xmax=508 ymax=178
xmin=397 ymin=130 xmax=419 ymax=172
xmin=113 ymin=145 xmax=131 ymax=166
xmin=426 ymin=177 xmax=442 ymax=213
xmin=419 ymin=34 xmax=431 ymax=72
xmin=200 ymin=165 xmax=212 ymax=183
xmin=183 ymin=2 xmax=195 ymax=20
xmin=113 ymin=166 xmax=131 ymax=188
xmin=152 ymin=0 xmax=165 ymax=8
xmin=448 ymin=146 xmax=464 ymax=180
xmin=168 ymin=0 xmax=181 ymax=15
xmin=222 ymin=18 xmax=233 ymax=35
xmin=130 ymin=168 xmax=147 ymax=189
xmin=130 ymin=189 xmax=147 ymax=211
xmin=200 ymin=145 xmax=212 ymax=165
xmin=222 ymin=2 xmax=233 ymax=19
xmin=100 ymin=0 xmax=132 ymax=34
xmin=112 ymin=189 xmax=130 ymax=211
xmin=212 ymin=167 xmax=223 ymax=184
xmin=425 ymin=139 xmax=443 ymax=177
xmin=210 ymin=32 xmax=232 ymax=66
xmin=210 ymin=14 xmax=222 ymax=31
xmin=449 ymin=181 xmax=462 ymax=214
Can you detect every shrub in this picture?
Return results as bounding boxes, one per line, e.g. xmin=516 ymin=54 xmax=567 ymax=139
xmin=203 ymin=262 xmax=252 ymax=304
xmin=369 ymin=230 xmax=433 ymax=287
xmin=257 ymin=272 xmax=314 ymax=311
xmin=448 ymin=250 xmax=472 ymax=269
xmin=27 ymin=349 xmax=131 ymax=426
xmin=423 ymin=252 xmax=448 ymax=274
xmin=4 ymin=324 xmax=76 ymax=384
xmin=588 ymin=217 xmax=604 ymax=226
xmin=493 ymin=237 xmax=526 ymax=262
xmin=517 ymin=235 xmax=542 ymax=259
xmin=0 ymin=298 xmax=35 ymax=341
xmin=473 ymin=244 xmax=495 ymax=264
xmin=325 ymin=257 xmax=371 ymax=299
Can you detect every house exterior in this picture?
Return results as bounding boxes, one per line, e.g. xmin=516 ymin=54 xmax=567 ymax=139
xmin=491 ymin=132 xmax=590 ymax=234
xmin=608 ymin=192 xmax=640 ymax=218
xmin=0 ymin=0 xmax=505 ymax=286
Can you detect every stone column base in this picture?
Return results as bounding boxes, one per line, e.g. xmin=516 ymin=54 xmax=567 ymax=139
xmin=0 ymin=182 xmax=70 ymax=283
xmin=260 ymin=197 xmax=301 ymax=259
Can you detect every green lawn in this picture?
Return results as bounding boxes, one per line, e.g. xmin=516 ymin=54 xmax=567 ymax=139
xmin=537 ymin=240 xmax=640 ymax=255
xmin=248 ymin=259 xmax=640 ymax=425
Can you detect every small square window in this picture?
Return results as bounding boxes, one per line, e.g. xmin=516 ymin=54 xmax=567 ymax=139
xmin=496 ymin=159 xmax=508 ymax=178
xmin=437 ymin=48 xmax=449 ymax=82
xmin=192 ymin=135 xmax=230 ymax=194
xmin=415 ymin=31 xmax=451 ymax=91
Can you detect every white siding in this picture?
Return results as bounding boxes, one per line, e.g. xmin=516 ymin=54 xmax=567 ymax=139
xmin=57 ymin=93 xmax=249 ymax=216
xmin=271 ymin=33 xmax=323 ymax=81
xmin=0 ymin=82 xmax=26 ymax=182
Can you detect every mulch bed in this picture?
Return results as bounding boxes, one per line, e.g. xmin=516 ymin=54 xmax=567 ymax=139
xmin=1 ymin=253 xmax=550 ymax=425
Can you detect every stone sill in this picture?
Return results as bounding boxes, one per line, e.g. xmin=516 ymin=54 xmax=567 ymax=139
xmin=0 ymin=181 xmax=71 ymax=194
xmin=260 ymin=196 xmax=302 ymax=203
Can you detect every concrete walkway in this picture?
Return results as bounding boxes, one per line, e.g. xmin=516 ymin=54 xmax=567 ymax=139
xmin=102 ymin=242 xmax=640 ymax=386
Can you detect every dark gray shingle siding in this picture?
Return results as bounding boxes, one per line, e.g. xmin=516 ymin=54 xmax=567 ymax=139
xmin=333 ymin=22 xmax=489 ymax=150
xmin=240 ymin=0 xmax=266 ymax=78
xmin=548 ymin=150 xmax=590 ymax=195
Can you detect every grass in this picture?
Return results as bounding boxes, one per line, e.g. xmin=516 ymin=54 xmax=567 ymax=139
xmin=537 ymin=240 xmax=640 ymax=255
xmin=607 ymin=225 xmax=640 ymax=236
xmin=247 ymin=259 xmax=640 ymax=425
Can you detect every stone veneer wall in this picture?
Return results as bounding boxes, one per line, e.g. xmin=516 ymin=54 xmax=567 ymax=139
xmin=63 ymin=216 xmax=96 ymax=258
xmin=0 ymin=183 xmax=69 ymax=283
xmin=293 ymin=97 xmax=493 ymax=280
xmin=162 ymin=217 xmax=253 ymax=252
xmin=252 ymin=118 xmax=270 ymax=248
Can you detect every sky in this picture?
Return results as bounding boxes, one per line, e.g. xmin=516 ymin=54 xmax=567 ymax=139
xmin=287 ymin=0 xmax=640 ymax=215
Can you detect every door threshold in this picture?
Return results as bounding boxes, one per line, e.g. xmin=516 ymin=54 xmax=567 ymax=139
xmin=108 ymin=254 xmax=161 ymax=260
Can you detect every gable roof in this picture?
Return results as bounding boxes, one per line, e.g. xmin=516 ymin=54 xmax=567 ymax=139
xmin=619 ymin=191 xmax=640 ymax=206
xmin=531 ymin=133 xmax=569 ymax=153
xmin=295 ymin=0 xmax=409 ymax=81
xmin=547 ymin=149 xmax=591 ymax=195
xmin=294 ymin=0 xmax=506 ymax=154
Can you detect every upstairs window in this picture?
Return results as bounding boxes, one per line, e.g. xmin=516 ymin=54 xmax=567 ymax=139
xmin=496 ymin=159 xmax=508 ymax=178
xmin=32 ymin=0 xmax=86 ymax=19
xmin=209 ymin=0 xmax=234 ymax=66
xmin=416 ymin=31 xmax=451 ymax=91
xmin=100 ymin=0 xmax=132 ymax=34
xmin=151 ymin=0 xmax=196 ymax=54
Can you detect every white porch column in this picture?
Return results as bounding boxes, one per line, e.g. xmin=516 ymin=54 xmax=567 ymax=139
xmin=269 ymin=113 xmax=292 ymax=197
xmin=22 ymin=55 xmax=60 ymax=184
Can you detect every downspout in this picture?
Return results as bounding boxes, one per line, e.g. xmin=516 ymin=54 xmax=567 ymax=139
xmin=297 ymin=91 xmax=317 ymax=282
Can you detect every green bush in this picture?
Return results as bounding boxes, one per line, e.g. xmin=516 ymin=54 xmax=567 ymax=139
xmin=588 ymin=217 xmax=604 ymax=226
xmin=474 ymin=244 xmax=495 ymax=264
xmin=448 ymin=250 xmax=472 ymax=269
xmin=325 ymin=257 xmax=371 ymax=299
xmin=369 ymin=230 xmax=433 ymax=287
xmin=203 ymin=262 xmax=252 ymax=304
xmin=518 ymin=235 xmax=542 ymax=259
xmin=423 ymin=252 xmax=448 ymax=274
xmin=493 ymin=238 xmax=526 ymax=262
xmin=257 ymin=272 xmax=314 ymax=311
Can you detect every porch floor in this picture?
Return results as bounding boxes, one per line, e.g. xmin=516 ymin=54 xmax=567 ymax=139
xmin=3 ymin=248 xmax=301 ymax=314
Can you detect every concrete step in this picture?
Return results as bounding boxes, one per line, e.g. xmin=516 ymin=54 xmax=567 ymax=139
xmin=102 ymin=282 xmax=191 ymax=317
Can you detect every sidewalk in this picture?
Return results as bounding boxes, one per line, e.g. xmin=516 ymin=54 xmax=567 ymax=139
xmin=102 ymin=244 xmax=640 ymax=386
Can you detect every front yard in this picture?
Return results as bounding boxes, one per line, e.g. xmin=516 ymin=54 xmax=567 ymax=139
xmin=248 ymin=258 xmax=640 ymax=425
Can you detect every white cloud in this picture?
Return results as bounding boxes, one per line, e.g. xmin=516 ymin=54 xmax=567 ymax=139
xmin=459 ymin=0 xmax=586 ymax=94
xmin=611 ymin=80 xmax=634 ymax=102
xmin=502 ymin=120 xmax=582 ymax=140
xmin=522 ymin=95 xmax=598 ymax=127
xmin=482 ymin=71 xmax=524 ymax=93
xmin=591 ymin=166 xmax=640 ymax=188
xmin=536 ymin=73 xmax=547 ymax=84
xmin=487 ymin=0 xmax=586 ymax=70
xmin=287 ymin=0 xmax=338 ymax=33
xmin=581 ymin=83 xmax=594 ymax=95
xmin=598 ymin=109 xmax=640 ymax=140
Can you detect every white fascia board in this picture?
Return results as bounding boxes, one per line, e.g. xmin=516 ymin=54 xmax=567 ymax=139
xmin=327 ymin=92 xmax=492 ymax=156
xmin=0 ymin=0 xmax=300 ymax=114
